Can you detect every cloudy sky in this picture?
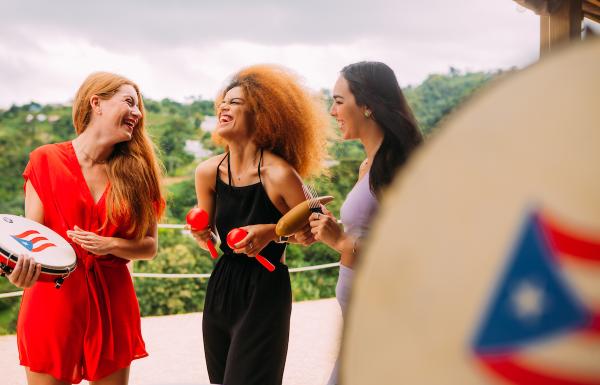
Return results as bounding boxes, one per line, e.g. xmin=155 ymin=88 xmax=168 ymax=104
xmin=0 ymin=0 xmax=543 ymax=108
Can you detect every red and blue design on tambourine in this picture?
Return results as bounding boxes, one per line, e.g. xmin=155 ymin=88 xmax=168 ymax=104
xmin=472 ymin=210 xmax=600 ymax=385
xmin=0 ymin=214 xmax=76 ymax=288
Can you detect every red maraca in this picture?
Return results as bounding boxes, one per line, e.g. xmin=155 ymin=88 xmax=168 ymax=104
xmin=226 ymin=228 xmax=275 ymax=272
xmin=186 ymin=208 xmax=219 ymax=259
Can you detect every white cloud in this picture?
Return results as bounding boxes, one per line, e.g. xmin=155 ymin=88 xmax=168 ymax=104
xmin=0 ymin=0 xmax=540 ymax=107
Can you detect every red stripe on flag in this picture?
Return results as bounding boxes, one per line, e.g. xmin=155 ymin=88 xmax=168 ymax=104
xmin=480 ymin=355 xmax=600 ymax=385
xmin=29 ymin=236 xmax=50 ymax=244
xmin=14 ymin=230 xmax=40 ymax=239
xmin=31 ymin=243 xmax=56 ymax=252
xmin=583 ymin=312 xmax=600 ymax=337
xmin=540 ymin=216 xmax=600 ymax=264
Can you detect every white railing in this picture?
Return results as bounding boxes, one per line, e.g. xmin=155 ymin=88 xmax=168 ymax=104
xmin=1 ymin=224 xmax=339 ymax=299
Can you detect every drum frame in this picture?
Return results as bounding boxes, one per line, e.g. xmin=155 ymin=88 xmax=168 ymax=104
xmin=0 ymin=245 xmax=76 ymax=288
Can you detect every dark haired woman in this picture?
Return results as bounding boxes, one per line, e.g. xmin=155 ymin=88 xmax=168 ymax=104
xmin=309 ymin=61 xmax=423 ymax=384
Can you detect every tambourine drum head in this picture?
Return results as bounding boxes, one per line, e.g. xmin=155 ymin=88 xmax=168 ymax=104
xmin=0 ymin=214 xmax=76 ymax=278
xmin=342 ymin=41 xmax=600 ymax=384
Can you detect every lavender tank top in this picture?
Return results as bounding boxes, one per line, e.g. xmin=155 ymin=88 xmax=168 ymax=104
xmin=340 ymin=171 xmax=378 ymax=238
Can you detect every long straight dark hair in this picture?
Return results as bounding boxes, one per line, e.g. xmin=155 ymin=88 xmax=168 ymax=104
xmin=341 ymin=61 xmax=423 ymax=196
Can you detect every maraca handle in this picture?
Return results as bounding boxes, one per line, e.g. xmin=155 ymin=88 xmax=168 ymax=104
xmin=225 ymin=227 xmax=275 ymax=272
xmin=256 ymin=254 xmax=276 ymax=272
xmin=207 ymin=240 xmax=219 ymax=259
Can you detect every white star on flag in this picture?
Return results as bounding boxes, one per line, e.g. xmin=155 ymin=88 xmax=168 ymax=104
xmin=511 ymin=280 xmax=545 ymax=321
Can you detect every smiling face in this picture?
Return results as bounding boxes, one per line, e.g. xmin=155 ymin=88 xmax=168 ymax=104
xmin=215 ymin=86 xmax=249 ymax=140
xmin=95 ymin=84 xmax=142 ymax=143
xmin=330 ymin=75 xmax=365 ymax=141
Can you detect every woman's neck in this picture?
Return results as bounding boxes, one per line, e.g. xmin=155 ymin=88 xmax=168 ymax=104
xmin=228 ymin=141 xmax=261 ymax=179
xmin=72 ymin=131 xmax=114 ymax=165
xmin=359 ymin=122 xmax=384 ymax=167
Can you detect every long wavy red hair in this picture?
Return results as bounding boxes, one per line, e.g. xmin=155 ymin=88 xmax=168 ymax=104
xmin=214 ymin=64 xmax=330 ymax=178
xmin=72 ymin=72 xmax=165 ymax=239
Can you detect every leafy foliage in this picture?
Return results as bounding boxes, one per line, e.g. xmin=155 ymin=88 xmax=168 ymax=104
xmin=0 ymin=70 xmax=494 ymax=334
xmin=134 ymin=229 xmax=215 ymax=316
xmin=404 ymin=69 xmax=497 ymax=135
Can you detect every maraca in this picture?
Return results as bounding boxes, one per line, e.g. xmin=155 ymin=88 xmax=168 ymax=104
xmin=275 ymin=195 xmax=334 ymax=237
xmin=186 ymin=208 xmax=219 ymax=259
xmin=226 ymin=228 xmax=276 ymax=272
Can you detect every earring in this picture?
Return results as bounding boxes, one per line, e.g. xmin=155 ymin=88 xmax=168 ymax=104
xmin=364 ymin=110 xmax=372 ymax=118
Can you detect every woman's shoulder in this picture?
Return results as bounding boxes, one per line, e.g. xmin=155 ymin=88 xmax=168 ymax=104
xmin=29 ymin=141 xmax=71 ymax=162
xmin=194 ymin=153 xmax=227 ymax=180
xmin=261 ymin=151 xmax=300 ymax=184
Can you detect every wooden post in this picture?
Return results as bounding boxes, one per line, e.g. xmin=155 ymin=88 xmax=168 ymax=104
xmin=540 ymin=0 xmax=583 ymax=57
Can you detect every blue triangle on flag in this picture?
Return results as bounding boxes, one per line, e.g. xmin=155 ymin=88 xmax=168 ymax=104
xmin=472 ymin=211 xmax=591 ymax=354
xmin=11 ymin=236 xmax=33 ymax=251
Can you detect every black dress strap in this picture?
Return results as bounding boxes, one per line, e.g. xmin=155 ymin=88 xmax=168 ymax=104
xmin=222 ymin=152 xmax=232 ymax=186
xmin=216 ymin=152 xmax=230 ymax=187
xmin=257 ymin=149 xmax=264 ymax=183
xmin=220 ymin=150 xmax=263 ymax=187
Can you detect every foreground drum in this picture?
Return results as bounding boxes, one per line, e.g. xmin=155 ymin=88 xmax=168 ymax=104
xmin=342 ymin=41 xmax=600 ymax=384
xmin=0 ymin=214 xmax=76 ymax=288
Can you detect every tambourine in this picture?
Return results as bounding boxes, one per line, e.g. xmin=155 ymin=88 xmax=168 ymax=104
xmin=342 ymin=41 xmax=600 ymax=384
xmin=0 ymin=214 xmax=76 ymax=288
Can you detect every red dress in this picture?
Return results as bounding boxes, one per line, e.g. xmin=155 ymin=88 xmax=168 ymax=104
xmin=17 ymin=141 xmax=148 ymax=383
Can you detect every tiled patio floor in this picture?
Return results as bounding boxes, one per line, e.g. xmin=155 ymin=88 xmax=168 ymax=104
xmin=1 ymin=298 xmax=341 ymax=385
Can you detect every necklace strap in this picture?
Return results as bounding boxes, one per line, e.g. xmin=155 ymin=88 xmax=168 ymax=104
xmin=75 ymin=142 xmax=108 ymax=165
xmin=227 ymin=150 xmax=262 ymax=185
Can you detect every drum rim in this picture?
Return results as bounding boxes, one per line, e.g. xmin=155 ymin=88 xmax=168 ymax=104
xmin=0 ymin=246 xmax=77 ymax=274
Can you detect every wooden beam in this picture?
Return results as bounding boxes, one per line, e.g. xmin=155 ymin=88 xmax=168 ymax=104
xmin=540 ymin=0 xmax=583 ymax=57
xmin=584 ymin=12 xmax=600 ymax=23
xmin=586 ymin=0 xmax=600 ymax=8
xmin=583 ymin=1 xmax=600 ymax=22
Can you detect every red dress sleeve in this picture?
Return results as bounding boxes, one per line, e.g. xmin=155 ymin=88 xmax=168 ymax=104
xmin=22 ymin=146 xmax=42 ymax=195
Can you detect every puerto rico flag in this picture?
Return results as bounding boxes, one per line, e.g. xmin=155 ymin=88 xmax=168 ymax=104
xmin=12 ymin=230 xmax=57 ymax=253
xmin=472 ymin=211 xmax=600 ymax=384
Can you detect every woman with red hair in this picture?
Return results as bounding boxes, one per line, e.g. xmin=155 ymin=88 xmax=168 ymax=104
xmin=8 ymin=72 xmax=165 ymax=385
xmin=190 ymin=64 xmax=329 ymax=385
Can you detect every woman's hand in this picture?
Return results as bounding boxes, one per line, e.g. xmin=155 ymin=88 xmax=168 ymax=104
xmin=6 ymin=254 xmax=41 ymax=288
xmin=67 ymin=225 xmax=116 ymax=256
xmin=187 ymin=224 xmax=218 ymax=251
xmin=291 ymin=223 xmax=316 ymax=246
xmin=309 ymin=207 xmax=345 ymax=252
xmin=231 ymin=224 xmax=276 ymax=257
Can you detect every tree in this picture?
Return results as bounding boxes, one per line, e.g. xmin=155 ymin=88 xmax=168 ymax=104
xmin=0 ymin=69 xmax=497 ymax=333
xmin=404 ymin=70 xmax=495 ymax=135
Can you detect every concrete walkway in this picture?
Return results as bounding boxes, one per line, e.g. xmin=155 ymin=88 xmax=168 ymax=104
xmin=1 ymin=298 xmax=341 ymax=385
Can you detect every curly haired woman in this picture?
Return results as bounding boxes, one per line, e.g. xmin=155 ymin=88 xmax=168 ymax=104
xmin=190 ymin=64 xmax=329 ymax=385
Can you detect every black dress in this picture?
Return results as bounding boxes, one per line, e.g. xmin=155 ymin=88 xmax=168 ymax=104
xmin=202 ymin=151 xmax=292 ymax=385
